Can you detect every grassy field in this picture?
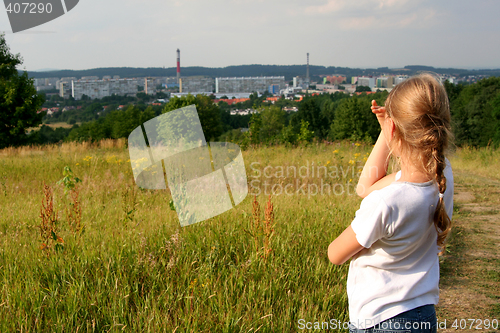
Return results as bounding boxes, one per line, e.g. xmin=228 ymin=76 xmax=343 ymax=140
xmin=27 ymin=122 xmax=81 ymax=132
xmin=0 ymin=140 xmax=498 ymax=332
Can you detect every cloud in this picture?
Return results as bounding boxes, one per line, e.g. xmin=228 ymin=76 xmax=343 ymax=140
xmin=337 ymin=7 xmax=438 ymax=31
xmin=377 ymin=0 xmax=410 ymax=10
xmin=303 ymin=0 xmax=415 ymax=15
xmin=304 ymin=0 xmax=347 ymax=14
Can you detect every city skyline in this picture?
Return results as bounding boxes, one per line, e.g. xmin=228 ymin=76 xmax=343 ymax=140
xmin=1 ymin=0 xmax=499 ymax=71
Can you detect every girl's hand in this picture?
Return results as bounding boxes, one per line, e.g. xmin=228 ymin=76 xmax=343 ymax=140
xmin=371 ymin=100 xmax=387 ymax=129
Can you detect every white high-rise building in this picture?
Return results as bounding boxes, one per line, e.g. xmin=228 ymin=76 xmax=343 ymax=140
xmin=71 ymin=79 xmax=139 ymax=100
xmin=394 ymin=76 xmax=409 ymax=85
xmin=179 ymin=76 xmax=215 ymax=93
xmin=215 ymin=76 xmax=285 ymax=94
xmin=357 ymin=77 xmax=376 ymax=89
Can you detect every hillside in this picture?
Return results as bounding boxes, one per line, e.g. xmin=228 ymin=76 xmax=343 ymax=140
xmin=24 ymin=65 xmax=500 ymax=81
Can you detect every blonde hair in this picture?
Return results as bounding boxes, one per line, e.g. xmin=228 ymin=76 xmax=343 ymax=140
xmin=385 ymin=73 xmax=452 ymax=254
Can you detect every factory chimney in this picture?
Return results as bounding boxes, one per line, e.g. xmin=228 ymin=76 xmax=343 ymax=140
xmin=177 ymin=49 xmax=181 ymax=84
xmin=306 ymin=53 xmax=310 ymax=85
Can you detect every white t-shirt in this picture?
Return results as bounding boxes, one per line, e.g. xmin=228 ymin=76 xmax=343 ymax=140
xmin=347 ymin=162 xmax=453 ymax=329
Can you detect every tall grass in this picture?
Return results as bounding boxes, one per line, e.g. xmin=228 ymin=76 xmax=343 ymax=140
xmin=3 ymin=140 xmax=492 ymax=331
xmin=0 ymin=140 xmax=372 ymax=332
xmin=449 ymin=145 xmax=500 ymax=180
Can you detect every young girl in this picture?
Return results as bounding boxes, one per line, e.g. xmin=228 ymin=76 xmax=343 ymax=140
xmin=328 ymin=74 xmax=453 ymax=333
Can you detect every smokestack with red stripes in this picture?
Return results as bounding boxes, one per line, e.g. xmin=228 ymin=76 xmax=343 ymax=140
xmin=176 ymin=49 xmax=180 ymax=84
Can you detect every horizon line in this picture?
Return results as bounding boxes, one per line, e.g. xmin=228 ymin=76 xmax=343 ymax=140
xmin=24 ymin=64 xmax=500 ymax=73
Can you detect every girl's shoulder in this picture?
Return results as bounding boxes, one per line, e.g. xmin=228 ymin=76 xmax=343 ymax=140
xmin=360 ymin=158 xmax=453 ymax=210
xmin=362 ymin=180 xmax=435 ymax=212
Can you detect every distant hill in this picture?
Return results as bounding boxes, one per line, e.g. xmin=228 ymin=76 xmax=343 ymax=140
xmin=23 ymin=65 xmax=500 ymax=81
xmin=34 ymin=68 xmax=61 ymax=72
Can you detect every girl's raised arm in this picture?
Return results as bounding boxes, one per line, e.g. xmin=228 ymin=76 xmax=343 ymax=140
xmin=355 ymin=100 xmax=397 ymax=198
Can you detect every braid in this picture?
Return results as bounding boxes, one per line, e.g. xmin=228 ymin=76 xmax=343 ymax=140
xmin=432 ymin=140 xmax=451 ymax=255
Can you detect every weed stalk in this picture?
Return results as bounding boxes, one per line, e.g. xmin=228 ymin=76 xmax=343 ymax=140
xmin=66 ymin=187 xmax=83 ymax=233
xmin=250 ymin=194 xmax=275 ymax=259
xmin=38 ymin=184 xmax=63 ymax=255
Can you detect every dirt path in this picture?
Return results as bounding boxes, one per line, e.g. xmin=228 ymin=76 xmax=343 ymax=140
xmin=436 ymin=171 xmax=500 ymax=332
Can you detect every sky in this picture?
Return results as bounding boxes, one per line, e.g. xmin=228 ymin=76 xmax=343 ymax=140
xmin=1 ymin=0 xmax=500 ymax=72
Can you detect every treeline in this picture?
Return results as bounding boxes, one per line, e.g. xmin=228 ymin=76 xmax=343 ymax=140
xmin=65 ymin=106 xmax=158 ymax=142
xmin=27 ymin=65 xmax=500 ymax=82
xmin=28 ymin=105 xmax=160 ymax=145
xmin=445 ymin=77 xmax=500 ymax=146
xmin=41 ymin=91 xmax=168 ymax=112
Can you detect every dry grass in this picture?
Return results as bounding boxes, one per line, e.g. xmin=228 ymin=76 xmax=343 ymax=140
xmin=0 ymin=138 xmax=126 ymax=157
xmin=27 ymin=122 xmax=81 ymax=131
xmin=0 ymin=140 xmax=497 ymax=332
xmin=0 ymin=140 xmax=364 ymax=332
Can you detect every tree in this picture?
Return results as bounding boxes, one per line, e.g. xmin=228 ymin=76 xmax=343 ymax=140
xmin=136 ymin=92 xmax=149 ymax=101
xmin=155 ymin=91 xmax=169 ymax=99
xmin=161 ymin=94 xmax=223 ymax=142
xmin=291 ymin=97 xmax=327 ymax=138
xmin=329 ymin=95 xmax=381 ymax=142
xmin=450 ymin=77 xmax=500 ymax=147
xmin=248 ymin=112 xmax=262 ymax=145
xmin=298 ymin=119 xmax=314 ymax=143
xmin=258 ymin=106 xmax=286 ymax=143
xmin=50 ymin=94 xmax=62 ymax=102
xmin=355 ymin=85 xmax=372 ymax=92
xmin=0 ymin=33 xmax=45 ymax=148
